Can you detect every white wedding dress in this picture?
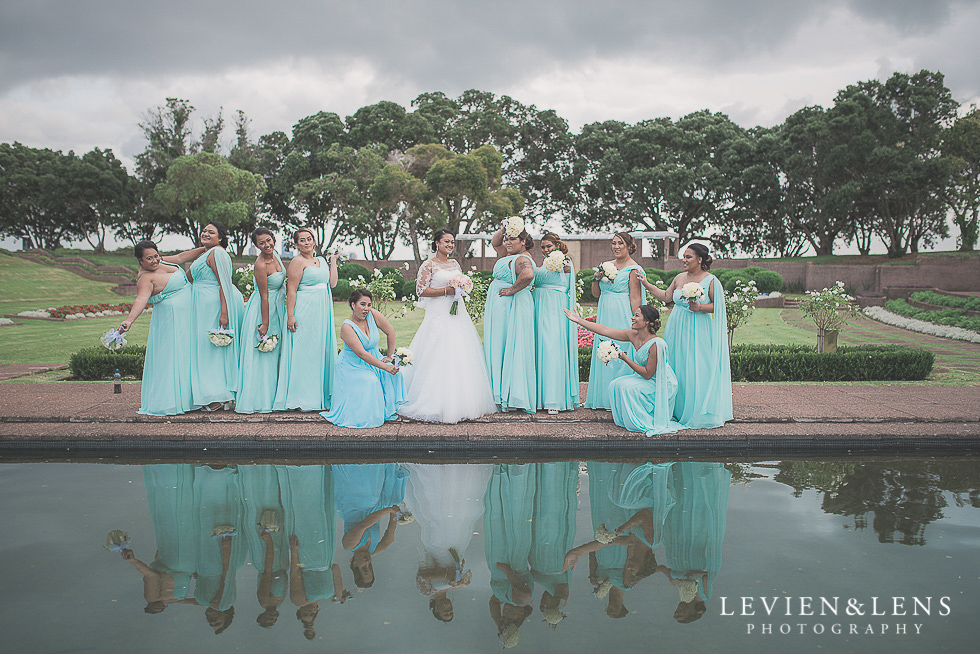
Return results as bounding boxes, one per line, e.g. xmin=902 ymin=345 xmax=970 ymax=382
xmin=399 ymin=259 xmax=498 ymax=423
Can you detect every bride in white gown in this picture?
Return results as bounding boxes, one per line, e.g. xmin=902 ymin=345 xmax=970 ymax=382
xmin=399 ymin=230 xmax=498 ymax=423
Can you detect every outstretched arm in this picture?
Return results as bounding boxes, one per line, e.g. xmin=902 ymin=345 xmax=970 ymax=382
xmin=162 ymin=246 xmax=206 ymax=265
xmin=341 ymin=505 xmax=399 ymax=550
xmin=118 ymin=275 xmax=154 ymax=332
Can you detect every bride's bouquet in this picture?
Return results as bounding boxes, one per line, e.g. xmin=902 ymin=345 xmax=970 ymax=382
xmin=101 ymin=328 xmax=127 ymax=351
xmin=595 ymin=261 xmax=618 ymax=282
xmin=392 ymin=347 xmax=414 ymax=368
xmin=543 ymin=250 xmax=570 ymax=273
xmin=208 ymin=328 xmax=235 ymax=347
xmin=596 ymin=340 xmax=621 ymax=365
xmin=503 ymin=215 xmax=525 ymax=237
xmin=680 ymin=281 xmax=705 ymax=303
xmin=448 ymin=272 xmax=474 ymax=315
xmin=256 ymin=332 xmax=279 ymax=352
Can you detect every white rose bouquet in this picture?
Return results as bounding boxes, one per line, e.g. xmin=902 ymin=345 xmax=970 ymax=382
xmin=448 ymin=272 xmax=474 ymax=315
xmin=596 ymin=261 xmax=618 ymax=282
xmin=392 ymin=347 xmax=414 ymax=367
xmin=503 ymin=216 xmax=525 ymax=237
xmin=594 ymin=523 xmax=617 ymax=544
xmin=543 ymin=250 xmax=570 ymax=273
xmin=256 ymin=332 xmax=279 ymax=353
xmin=680 ymin=281 xmax=705 ymax=302
xmin=596 ymin=340 xmax=621 ymax=364
xmin=101 ymin=328 xmax=127 ymax=351
xmin=208 ymin=328 xmax=235 ymax=347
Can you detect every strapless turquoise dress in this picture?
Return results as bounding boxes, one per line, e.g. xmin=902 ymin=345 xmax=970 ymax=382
xmin=236 ymin=256 xmax=286 ymax=413
xmin=483 ymin=254 xmax=536 ymax=413
xmin=140 ymin=263 xmax=197 ymax=415
xmin=189 ymin=248 xmax=244 ymax=406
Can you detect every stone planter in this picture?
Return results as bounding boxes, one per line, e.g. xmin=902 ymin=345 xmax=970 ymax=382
xmin=817 ymin=328 xmax=839 ymax=353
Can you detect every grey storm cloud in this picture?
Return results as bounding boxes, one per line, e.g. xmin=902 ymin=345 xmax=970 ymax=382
xmin=3 ymin=0 xmax=974 ymax=93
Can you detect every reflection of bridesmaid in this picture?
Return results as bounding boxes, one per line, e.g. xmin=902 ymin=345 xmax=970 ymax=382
xmin=239 ymin=465 xmax=288 ymax=628
xmin=280 ymin=465 xmax=344 ymax=639
xmin=404 ymin=463 xmax=493 ymax=622
xmin=193 ymin=465 xmax=247 ymax=635
xmin=334 ymin=463 xmax=409 ymax=589
xmin=529 ymin=463 xmax=578 ymax=629
xmin=657 ymin=462 xmax=731 ymax=623
xmin=236 ymin=229 xmax=287 ymax=413
xmin=141 ymin=465 xmax=199 ymax=609
xmin=484 ymin=465 xmax=535 ymax=647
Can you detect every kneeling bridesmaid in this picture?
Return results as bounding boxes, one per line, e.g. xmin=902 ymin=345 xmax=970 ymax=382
xmin=566 ymin=305 xmax=685 ymax=437
xmin=321 ymin=289 xmax=406 ymax=428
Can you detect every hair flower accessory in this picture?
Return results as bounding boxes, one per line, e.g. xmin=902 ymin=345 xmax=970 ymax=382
xmin=504 ymin=216 xmax=525 ymax=237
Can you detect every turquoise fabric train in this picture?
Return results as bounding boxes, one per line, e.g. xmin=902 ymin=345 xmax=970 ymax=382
xmin=236 ymin=255 xmax=286 ymax=414
xmin=666 ymin=275 xmax=733 ymax=428
xmin=189 ymin=247 xmax=244 ymax=406
xmin=280 ymin=465 xmax=338 ymax=602
xmin=321 ymin=312 xmax=406 ymax=428
xmin=139 ymin=263 xmax=197 ymax=416
xmin=273 ymin=258 xmax=336 ymax=411
xmin=533 ymin=264 xmax=579 ymax=411
xmin=143 ymin=464 xmax=197 ymax=600
xmin=192 ymin=464 xmax=247 ymax=611
xmin=609 ymin=337 xmax=686 ymax=436
xmin=484 ymin=254 xmax=536 ymax=413
xmin=584 ymin=263 xmax=646 ymax=409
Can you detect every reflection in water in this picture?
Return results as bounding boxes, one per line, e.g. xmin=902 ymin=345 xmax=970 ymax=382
xmin=90 ymin=459 xmax=980 ymax=649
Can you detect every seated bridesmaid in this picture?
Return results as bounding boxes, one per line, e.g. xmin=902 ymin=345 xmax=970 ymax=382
xmin=118 ymin=240 xmax=205 ymax=416
xmin=321 ymin=289 xmax=406 ymax=428
xmin=565 ymin=305 xmax=685 ymax=437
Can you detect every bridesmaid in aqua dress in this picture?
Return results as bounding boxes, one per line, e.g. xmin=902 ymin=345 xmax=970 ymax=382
xmin=642 ymin=243 xmax=733 ymax=428
xmin=273 ymin=228 xmax=340 ymax=411
xmin=529 ymin=462 xmax=578 ymax=626
xmin=188 ymin=221 xmax=245 ymax=410
xmin=238 ymin=465 xmax=288 ymax=627
xmin=236 ymin=228 xmax=286 ymax=413
xmin=584 ymin=232 xmax=645 ymax=410
xmin=118 ymin=240 xmax=205 ymax=416
xmin=484 ymin=222 xmax=537 ymax=413
xmin=533 ymin=233 xmax=579 ymax=413
xmin=321 ymin=288 xmax=406 ymax=428
xmin=567 ymin=305 xmax=686 ymax=436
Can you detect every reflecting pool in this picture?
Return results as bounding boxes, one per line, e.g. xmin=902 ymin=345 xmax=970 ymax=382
xmin=0 ymin=458 xmax=977 ymax=653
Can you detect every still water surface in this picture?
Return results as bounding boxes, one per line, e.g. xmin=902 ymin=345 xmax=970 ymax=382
xmin=0 ymin=458 xmax=977 ymax=653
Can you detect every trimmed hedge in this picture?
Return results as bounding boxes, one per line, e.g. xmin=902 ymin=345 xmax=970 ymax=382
xmin=579 ymin=346 xmax=592 ymax=381
xmin=885 ymin=299 xmax=980 ymax=332
xmin=333 ymin=279 xmax=352 ymax=301
xmin=730 ymin=344 xmax=934 ymax=381
xmin=910 ymin=291 xmax=980 ymax=312
xmin=69 ymin=346 xmax=146 ymax=380
xmin=338 ymin=262 xmax=371 ymax=281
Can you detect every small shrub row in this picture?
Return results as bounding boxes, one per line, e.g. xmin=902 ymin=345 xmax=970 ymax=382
xmin=69 ymin=346 xmax=146 ymax=380
xmin=49 ymin=302 xmax=134 ymax=319
xmin=884 ymin=300 xmax=980 ymax=332
xmin=909 ymin=291 xmax=980 ymax=312
xmin=730 ymin=344 xmax=934 ymax=381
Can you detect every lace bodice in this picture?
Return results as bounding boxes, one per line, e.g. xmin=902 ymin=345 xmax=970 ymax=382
xmin=416 ymin=258 xmax=462 ymax=296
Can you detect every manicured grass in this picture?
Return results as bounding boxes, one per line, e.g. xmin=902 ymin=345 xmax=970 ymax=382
xmin=0 ymin=252 xmax=123 ymax=306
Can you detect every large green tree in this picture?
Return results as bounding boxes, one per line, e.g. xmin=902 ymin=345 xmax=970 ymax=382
xmin=943 ymin=106 xmax=980 ymax=251
xmin=0 ymin=143 xmax=77 ymax=250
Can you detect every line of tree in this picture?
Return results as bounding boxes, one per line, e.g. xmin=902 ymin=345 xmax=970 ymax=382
xmin=2 ymin=70 xmax=977 ymax=260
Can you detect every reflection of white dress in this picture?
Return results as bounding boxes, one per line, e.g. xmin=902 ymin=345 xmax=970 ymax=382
xmin=399 ymin=259 xmax=498 ymax=423
xmin=404 ymin=464 xmax=493 ymax=571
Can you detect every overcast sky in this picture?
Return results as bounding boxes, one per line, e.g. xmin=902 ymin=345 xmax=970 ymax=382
xmin=2 ymin=0 xmax=978 ymax=252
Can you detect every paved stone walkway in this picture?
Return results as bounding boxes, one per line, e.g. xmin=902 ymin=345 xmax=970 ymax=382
xmin=1 ymin=382 xmax=977 ymax=456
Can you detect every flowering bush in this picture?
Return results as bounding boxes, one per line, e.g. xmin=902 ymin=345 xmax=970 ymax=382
xmin=798 ymin=281 xmax=860 ymax=332
xmin=41 ymin=303 xmax=134 ymax=319
xmin=577 ymin=316 xmax=597 ymax=348
xmin=863 ymin=306 xmax=980 ymax=344
xmin=726 ymin=279 xmax=758 ymax=335
xmin=233 ymin=264 xmax=254 ymax=298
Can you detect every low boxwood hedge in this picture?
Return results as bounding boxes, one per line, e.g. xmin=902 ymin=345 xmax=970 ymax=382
xmin=885 ymin=299 xmax=980 ymax=332
xmin=69 ymin=346 xmax=146 ymax=380
xmin=730 ymin=344 xmax=934 ymax=381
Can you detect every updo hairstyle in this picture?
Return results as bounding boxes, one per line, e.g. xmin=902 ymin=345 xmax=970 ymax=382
xmin=540 ymin=232 xmax=568 ymax=254
xmin=431 ymin=229 xmax=455 ymax=252
xmin=687 ymin=243 xmax=712 ymax=270
xmin=251 ymin=227 xmax=275 ymax=245
xmin=134 ymin=240 xmax=159 ymax=260
xmin=614 ymin=232 xmax=637 ymax=255
xmin=513 ymin=230 xmax=534 ymax=252
xmin=639 ymin=305 xmax=662 ymax=334
xmin=349 ymin=287 xmax=373 ymax=307
xmin=206 ymin=221 xmax=230 ymax=248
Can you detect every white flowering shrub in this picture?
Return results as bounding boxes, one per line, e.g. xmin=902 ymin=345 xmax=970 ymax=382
xmin=799 ymin=281 xmax=860 ymax=332
xmin=726 ymin=279 xmax=758 ymax=335
xmin=863 ymin=306 xmax=980 ymax=344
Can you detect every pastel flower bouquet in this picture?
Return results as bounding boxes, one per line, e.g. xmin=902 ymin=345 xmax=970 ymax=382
xmin=596 ymin=340 xmax=621 ymax=364
xmin=256 ymin=332 xmax=279 ymax=353
xmin=101 ymin=328 xmax=128 ymax=351
xmin=448 ymin=272 xmax=474 ymax=315
xmin=392 ymin=347 xmax=414 ymax=368
xmin=595 ymin=261 xmax=618 ymax=282
xmin=208 ymin=328 xmax=235 ymax=347
xmin=680 ymin=281 xmax=705 ymax=303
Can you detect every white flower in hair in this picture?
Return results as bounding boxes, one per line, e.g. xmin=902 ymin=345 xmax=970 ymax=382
xmin=504 ymin=216 xmax=525 ymax=237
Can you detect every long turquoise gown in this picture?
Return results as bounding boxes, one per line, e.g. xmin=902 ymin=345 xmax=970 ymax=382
xmin=612 ymin=462 xmax=677 ymax=550
xmin=484 ymin=464 xmax=535 ymax=604
xmin=192 ymin=465 xmax=247 ymax=611
xmin=235 ymin=256 xmax=286 ymax=414
xmin=609 ymin=337 xmax=686 ymax=436
xmin=143 ymin=465 xmax=197 ymax=600
xmin=533 ymin=263 xmax=579 ymax=411
xmin=586 ymin=462 xmax=640 ymax=591
xmin=334 ymin=463 xmax=409 ymax=553
xmin=279 ymin=465 xmax=338 ymax=601
xmin=273 ymin=258 xmax=336 ymax=411
xmin=665 ymin=275 xmax=733 ymax=428
xmin=239 ymin=466 xmax=288 ymax=602
xmin=321 ymin=312 xmax=406 ymax=428
xmin=584 ymin=264 xmax=646 ymax=409
xmin=189 ymin=247 xmax=244 ymax=406
xmin=484 ymin=254 xmax=536 ymax=413
xmin=529 ymin=463 xmax=578 ymax=597
xmin=662 ymin=462 xmax=731 ymax=602
xmin=139 ymin=263 xmax=198 ymax=416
